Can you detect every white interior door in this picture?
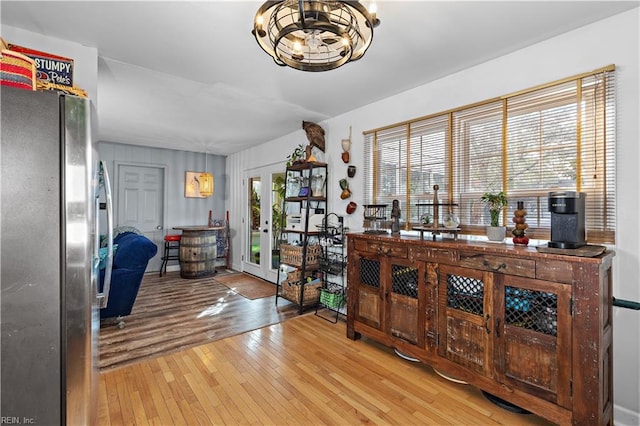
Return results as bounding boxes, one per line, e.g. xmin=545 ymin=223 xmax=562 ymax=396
xmin=243 ymin=164 xmax=283 ymax=282
xmin=116 ymin=163 xmax=165 ymax=271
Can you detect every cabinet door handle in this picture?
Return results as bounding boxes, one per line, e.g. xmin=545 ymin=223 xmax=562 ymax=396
xmin=483 ymin=260 xmax=507 ymax=272
xmin=483 ymin=314 xmax=491 ymax=334
xmin=384 ymin=289 xmax=390 ymax=301
xmin=495 ymin=317 xmax=501 ymax=338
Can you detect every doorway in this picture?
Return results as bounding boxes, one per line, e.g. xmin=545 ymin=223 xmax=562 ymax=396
xmin=115 ymin=162 xmax=166 ymax=271
xmin=243 ymin=164 xmax=285 ymax=282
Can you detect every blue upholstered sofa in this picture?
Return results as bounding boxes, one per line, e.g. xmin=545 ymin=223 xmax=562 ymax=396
xmin=99 ymin=231 xmax=157 ymax=323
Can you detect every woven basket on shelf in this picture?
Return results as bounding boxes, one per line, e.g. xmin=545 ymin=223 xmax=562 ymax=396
xmin=284 ymin=268 xmax=305 ymax=284
xmin=281 ymin=279 xmax=321 ymax=307
xmin=36 ymin=80 xmax=87 ymax=98
xmin=280 ymin=244 xmax=322 ymax=267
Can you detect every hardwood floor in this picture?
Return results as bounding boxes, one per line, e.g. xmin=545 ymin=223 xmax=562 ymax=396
xmin=98 ymin=313 xmax=553 ymax=425
xmin=99 ymin=271 xmax=299 ymax=370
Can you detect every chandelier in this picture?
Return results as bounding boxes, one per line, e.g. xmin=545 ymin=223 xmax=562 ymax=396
xmin=252 ymin=0 xmax=380 ymax=72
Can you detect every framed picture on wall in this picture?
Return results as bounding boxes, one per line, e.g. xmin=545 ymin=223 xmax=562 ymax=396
xmin=185 ymin=171 xmax=207 ymax=198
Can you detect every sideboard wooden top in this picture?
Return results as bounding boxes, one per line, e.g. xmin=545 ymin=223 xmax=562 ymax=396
xmin=347 ymin=232 xmax=614 ymax=264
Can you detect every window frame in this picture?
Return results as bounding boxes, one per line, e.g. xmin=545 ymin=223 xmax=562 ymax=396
xmin=364 ymin=65 xmax=616 ymax=244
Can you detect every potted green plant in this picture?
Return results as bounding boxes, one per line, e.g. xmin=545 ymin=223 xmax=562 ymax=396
xmin=286 ymin=144 xmax=306 ymax=167
xmin=481 ymin=191 xmax=508 ymax=242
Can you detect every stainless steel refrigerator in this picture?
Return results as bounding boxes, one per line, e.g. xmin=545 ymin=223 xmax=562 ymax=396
xmin=1 ymin=86 xmax=113 ymax=425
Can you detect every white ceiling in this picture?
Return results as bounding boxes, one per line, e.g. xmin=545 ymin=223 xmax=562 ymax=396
xmin=2 ymin=1 xmax=637 ymax=156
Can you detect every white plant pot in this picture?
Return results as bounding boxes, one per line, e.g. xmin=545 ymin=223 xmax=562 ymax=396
xmin=486 ymin=226 xmax=506 ymax=242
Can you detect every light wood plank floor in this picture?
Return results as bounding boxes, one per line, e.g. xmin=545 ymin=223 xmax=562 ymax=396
xmin=98 ymin=313 xmax=553 ymax=425
xmin=99 ymin=271 xmax=298 ymax=371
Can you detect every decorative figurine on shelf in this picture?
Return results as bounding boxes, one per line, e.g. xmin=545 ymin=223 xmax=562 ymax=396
xmin=305 ymin=144 xmax=316 ymax=162
xmin=302 ymin=121 xmax=325 ymax=152
xmin=512 ymin=201 xmax=530 ymax=245
xmin=391 ymin=199 xmax=401 ymax=234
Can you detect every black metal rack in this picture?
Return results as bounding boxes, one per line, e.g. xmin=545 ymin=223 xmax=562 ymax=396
xmin=315 ymin=213 xmax=346 ymax=323
xmin=275 ymin=161 xmax=327 ymax=314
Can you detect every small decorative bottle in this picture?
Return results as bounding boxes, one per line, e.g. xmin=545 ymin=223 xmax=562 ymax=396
xmin=512 ymin=201 xmax=529 ymax=245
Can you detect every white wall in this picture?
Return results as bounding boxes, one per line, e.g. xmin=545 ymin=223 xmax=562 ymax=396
xmin=2 ymin=25 xmax=98 ymax=104
xmin=98 ymin=142 xmax=227 ymax=273
xmin=99 ymin=142 xmax=227 ymax=230
xmin=227 ymin=9 xmax=640 ymax=423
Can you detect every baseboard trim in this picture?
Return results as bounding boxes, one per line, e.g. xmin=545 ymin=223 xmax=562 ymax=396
xmin=614 ymin=404 xmax=640 ymax=426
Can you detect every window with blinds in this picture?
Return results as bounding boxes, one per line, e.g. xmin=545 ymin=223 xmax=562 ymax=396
xmin=364 ymin=66 xmax=616 ymax=243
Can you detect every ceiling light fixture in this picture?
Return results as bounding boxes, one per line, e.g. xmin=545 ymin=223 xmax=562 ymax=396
xmin=252 ymin=0 xmax=380 ymax=72
xmin=199 ymin=153 xmax=214 ymax=198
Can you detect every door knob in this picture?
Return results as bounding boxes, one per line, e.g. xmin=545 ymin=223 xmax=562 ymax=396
xmin=156 ymin=225 xmax=163 ymax=230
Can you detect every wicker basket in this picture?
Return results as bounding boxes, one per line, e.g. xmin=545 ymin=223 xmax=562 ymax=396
xmin=280 ymin=244 xmax=322 ymax=267
xmin=281 ymin=279 xmax=321 ymax=307
xmin=284 ymin=268 xmax=308 ymax=284
xmin=36 ymin=80 xmax=87 ymax=98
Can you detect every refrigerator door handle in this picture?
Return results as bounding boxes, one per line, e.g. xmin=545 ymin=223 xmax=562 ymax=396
xmin=96 ymin=160 xmax=114 ymax=309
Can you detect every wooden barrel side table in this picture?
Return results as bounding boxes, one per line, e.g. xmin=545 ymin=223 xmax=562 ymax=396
xmin=173 ymin=226 xmax=223 ymax=278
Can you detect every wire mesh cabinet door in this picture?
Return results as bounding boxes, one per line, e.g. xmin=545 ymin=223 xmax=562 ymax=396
xmin=494 ymin=275 xmax=572 ymax=408
xmin=437 ymin=264 xmax=494 ymax=377
xmin=388 ymin=259 xmax=424 ymax=346
xmin=351 ymin=253 xmax=383 ymax=330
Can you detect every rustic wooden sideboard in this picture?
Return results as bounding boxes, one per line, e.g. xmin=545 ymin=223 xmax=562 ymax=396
xmin=346 ymin=232 xmax=614 ymax=425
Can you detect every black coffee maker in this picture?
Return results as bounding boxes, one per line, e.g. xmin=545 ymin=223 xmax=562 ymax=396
xmin=548 ymin=191 xmax=586 ymax=249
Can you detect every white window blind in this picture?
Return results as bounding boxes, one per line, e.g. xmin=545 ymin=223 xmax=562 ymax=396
xmin=364 ymin=66 xmax=616 ymax=243
xmin=408 ymin=115 xmax=449 ymax=224
xmin=363 ymin=126 xmax=407 ymax=221
xmin=452 ymin=100 xmax=503 ymax=228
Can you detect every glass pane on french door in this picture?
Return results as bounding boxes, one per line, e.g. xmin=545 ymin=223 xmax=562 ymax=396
xmin=244 ymin=165 xmax=285 ymax=283
xmin=247 ymin=176 xmax=261 ymax=266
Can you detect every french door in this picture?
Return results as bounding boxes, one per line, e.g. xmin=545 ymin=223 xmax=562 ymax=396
xmin=243 ymin=164 xmax=284 ymax=282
